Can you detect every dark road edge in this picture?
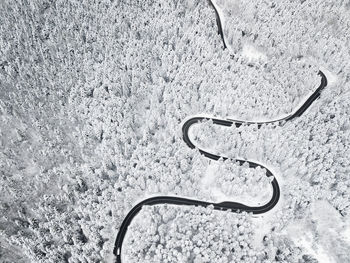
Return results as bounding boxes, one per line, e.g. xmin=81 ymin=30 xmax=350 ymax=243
xmin=207 ymin=0 xmax=227 ymax=49
xmin=113 ymin=72 xmax=327 ymax=262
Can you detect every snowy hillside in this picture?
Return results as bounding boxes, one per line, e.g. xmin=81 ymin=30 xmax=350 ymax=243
xmin=0 ymin=0 xmax=349 ymax=262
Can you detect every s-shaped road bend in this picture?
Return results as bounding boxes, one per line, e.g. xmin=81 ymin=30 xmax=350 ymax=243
xmin=113 ymin=1 xmax=328 ymax=262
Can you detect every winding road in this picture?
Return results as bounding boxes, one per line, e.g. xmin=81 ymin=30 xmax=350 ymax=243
xmin=113 ymin=1 xmax=328 ymax=262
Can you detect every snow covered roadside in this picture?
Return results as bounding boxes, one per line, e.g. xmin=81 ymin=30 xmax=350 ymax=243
xmin=1 ymin=0 xmax=350 ymax=262
xmin=283 ymin=200 xmax=350 ymax=262
xmin=117 ymin=1 xmax=350 ymax=261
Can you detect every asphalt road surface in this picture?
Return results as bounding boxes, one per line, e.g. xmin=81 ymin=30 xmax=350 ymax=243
xmin=113 ymin=1 xmax=328 ymax=261
xmin=113 ymin=73 xmax=327 ymax=263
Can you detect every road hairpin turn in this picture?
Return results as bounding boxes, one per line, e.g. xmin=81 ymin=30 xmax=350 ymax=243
xmin=113 ymin=72 xmax=327 ymax=262
xmin=113 ymin=1 xmax=328 ymax=262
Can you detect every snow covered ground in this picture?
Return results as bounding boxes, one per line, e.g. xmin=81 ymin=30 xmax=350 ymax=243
xmin=1 ymin=0 xmax=350 ymax=262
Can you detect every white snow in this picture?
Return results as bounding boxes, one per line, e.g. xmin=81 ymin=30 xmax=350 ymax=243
xmin=241 ymin=44 xmax=267 ymax=62
xmin=283 ymin=200 xmax=350 ymax=263
xmin=1 ymin=0 xmax=350 ymax=262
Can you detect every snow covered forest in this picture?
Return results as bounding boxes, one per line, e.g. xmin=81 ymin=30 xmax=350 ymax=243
xmin=1 ymin=0 xmax=350 ymax=262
